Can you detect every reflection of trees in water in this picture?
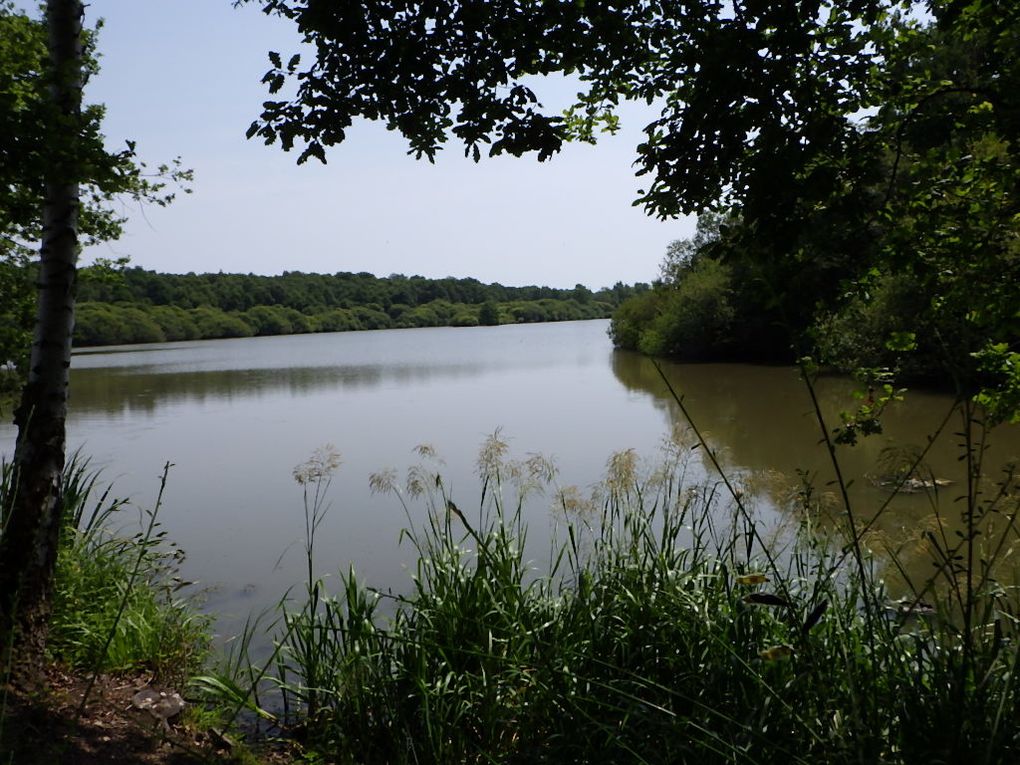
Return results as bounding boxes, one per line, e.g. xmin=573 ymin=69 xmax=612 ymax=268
xmin=611 ymin=350 xmax=894 ymax=485
xmin=610 ymin=349 xmax=1020 ymax=483
xmin=68 ymin=361 xmax=495 ymax=417
xmin=610 ymin=350 xmax=1020 ymax=592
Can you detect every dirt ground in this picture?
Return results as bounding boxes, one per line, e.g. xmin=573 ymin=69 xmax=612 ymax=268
xmin=0 ymin=666 xmax=290 ymax=764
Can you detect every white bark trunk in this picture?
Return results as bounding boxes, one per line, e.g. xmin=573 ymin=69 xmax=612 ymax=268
xmin=0 ymin=0 xmax=83 ymax=659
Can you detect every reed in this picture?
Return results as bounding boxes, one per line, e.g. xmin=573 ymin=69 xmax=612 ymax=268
xmin=0 ymin=452 xmax=209 ymax=682
xmin=196 ymin=413 xmax=1019 ymax=763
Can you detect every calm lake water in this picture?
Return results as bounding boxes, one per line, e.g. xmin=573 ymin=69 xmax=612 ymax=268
xmin=2 ymin=319 xmax=1018 ymax=635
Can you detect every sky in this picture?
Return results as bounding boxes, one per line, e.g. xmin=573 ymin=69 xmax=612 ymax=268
xmin=65 ymin=0 xmax=695 ymax=290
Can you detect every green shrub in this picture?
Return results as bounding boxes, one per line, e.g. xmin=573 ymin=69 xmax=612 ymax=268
xmin=812 ymin=273 xmax=956 ymax=383
xmin=478 ymin=301 xmax=500 ymax=326
xmin=352 ymin=305 xmax=392 ymax=330
xmin=117 ymin=305 xmax=167 ymax=344
xmin=647 ymin=258 xmax=735 ymax=358
xmin=312 ymin=308 xmax=362 ymax=332
xmin=611 ymin=258 xmax=735 ymax=359
xmin=188 ymin=306 xmax=255 ymax=339
xmin=244 ymin=304 xmax=294 ymax=336
xmin=609 ymin=289 xmax=665 ymax=350
xmin=73 ymin=303 xmax=168 ymax=346
xmin=280 ymin=306 xmax=313 ymax=334
xmin=75 ymin=302 xmax=130 ymax=346
xmin=509 ymin=302 xmax=549 ymax=323
xmin=451 ymin=310 xmax=479 ymax=327
xmin=148 ymin=304 xmax=200 ymax=341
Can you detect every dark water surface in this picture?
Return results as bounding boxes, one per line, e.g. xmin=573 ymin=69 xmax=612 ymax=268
xmin=2 ymin=320 xmax=1017 ymax=635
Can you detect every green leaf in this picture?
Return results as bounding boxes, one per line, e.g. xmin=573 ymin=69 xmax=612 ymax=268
xmin=884 ymin=331 xmax=916 ymax=352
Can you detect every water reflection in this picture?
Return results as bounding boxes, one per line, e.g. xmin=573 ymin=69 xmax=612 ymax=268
xmin=66 ymin=326 xmax=573 ymax=417
xmin=3 ymin=321 xmax=670 ymax=639
xmin=613 ymin=351 xmax=1020 ymax=478
xmin=611 ymin=350 xmax=1020 ymax=589
xmin=3 ymin=323 xmax=1016 ymax=637
xmin=70 ymin=362 xmax=498 ymax=416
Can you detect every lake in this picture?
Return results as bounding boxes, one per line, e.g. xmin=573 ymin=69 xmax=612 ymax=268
xmin=2 ymin=319 xmax=1018 ymax=636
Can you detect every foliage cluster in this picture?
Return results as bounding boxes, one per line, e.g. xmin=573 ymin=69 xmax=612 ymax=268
xmin=242 ymin=0 xmax=1018 ymax=421
xmin=69 ymin=267 xmax=643 ymax=346
xmin=72 ymin=297 xmax=613 ymax=347
xmin=75 ymin=266 xmax=639 ymax=316
xmin=0 ymin=248 xmax=32 ymax=406
xmin=606 ymin=3 xmax=1020 ymax=416
xmin=610 ymin=214 xmax=811 ymax=362
xmin=0 ymin=3 xmax=188 ymax=252
xmin=0 ymin=4 xmax=190 ymax=399
xmin=198 ymin=422 xmax=1020 ymax=764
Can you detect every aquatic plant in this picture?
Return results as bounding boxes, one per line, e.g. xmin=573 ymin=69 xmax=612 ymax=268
xmin=196 ymin=410 xmax=1020 ymax=763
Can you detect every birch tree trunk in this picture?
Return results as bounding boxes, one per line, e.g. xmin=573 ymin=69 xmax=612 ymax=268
xmin=0 ymin=0 xmax=82 ymax=665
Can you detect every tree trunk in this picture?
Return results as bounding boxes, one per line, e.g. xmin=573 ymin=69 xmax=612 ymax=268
xmin=0 ymin=0 xmax=82 ymax=667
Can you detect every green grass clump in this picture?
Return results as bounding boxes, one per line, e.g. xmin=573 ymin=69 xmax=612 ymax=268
xmin=2 ymin=454 xmax=209 ymax=682
xmin=201 ymin=426 xmax=1020 ymax=765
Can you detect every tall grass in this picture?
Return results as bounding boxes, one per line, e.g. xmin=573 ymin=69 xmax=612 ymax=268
xmin=196 ymin=407 xmax=1020 ymax=764
xmin=0 ymin=452 xmax=209 ymax=682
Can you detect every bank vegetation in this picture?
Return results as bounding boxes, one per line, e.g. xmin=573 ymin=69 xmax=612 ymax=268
xmin=68 ymin=268 xmax=645 ymax=347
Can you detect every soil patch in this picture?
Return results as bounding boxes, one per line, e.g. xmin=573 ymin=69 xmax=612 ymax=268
xmin=1 ymin=666 xmax=233 ymax=764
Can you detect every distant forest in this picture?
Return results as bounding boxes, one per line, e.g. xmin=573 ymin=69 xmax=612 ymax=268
xmin=73 ymin=267 xmax=649 ymax=346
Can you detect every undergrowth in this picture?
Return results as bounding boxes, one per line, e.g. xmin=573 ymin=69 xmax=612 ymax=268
xmin=195 ymin=389 xmax=1020 ymax=764
xmin=1 ymin=454 xmax=209 ymax=683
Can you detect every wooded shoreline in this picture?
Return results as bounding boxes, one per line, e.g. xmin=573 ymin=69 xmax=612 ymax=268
xmin=70 ymin=266 xmax=648 ymax=347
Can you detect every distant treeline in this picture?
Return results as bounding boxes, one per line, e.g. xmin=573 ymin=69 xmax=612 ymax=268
xmin=73 ymin=268 xmax=648 ymax=347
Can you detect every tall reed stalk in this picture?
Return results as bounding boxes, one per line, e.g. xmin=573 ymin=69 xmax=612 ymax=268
xmin=76 ymin=461 xmax=173 ymax=717
xmin=197 ymin=403 xmax=1019 ymax=763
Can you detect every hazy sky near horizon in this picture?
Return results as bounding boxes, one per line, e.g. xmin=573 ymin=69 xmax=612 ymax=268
xmin=64 ymin=1 xmax=695 ymax=289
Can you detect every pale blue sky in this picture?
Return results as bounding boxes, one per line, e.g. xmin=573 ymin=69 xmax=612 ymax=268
xmin=76 ymin=1 xmax=693 ymax=288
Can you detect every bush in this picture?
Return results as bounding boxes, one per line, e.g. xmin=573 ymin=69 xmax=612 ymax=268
xmin=608 ymin=289 xmax=665 ymax=350
xmin=281 ymin=306 xmax=313 ymax=334
xmin=478 ymin=301 xmax=500 ymax=326
xmin=188 ymin=306 xmax=255 ymax=339
xmin=812 ymin=273 xmax=953 ymax=383
xmin=645 ymin=258 xmax=735 ymax=358
xmin=148 ymin=304 xmax=200 ymax=341
xmin=75 ymin=302 xmax=131 ymax=346
xmin=509 ymin=302 xmax=549 ymax=323
xmin=451 ymin=310 xmax=479 ymax=327
xmin=244 ymin=304 xmax=294 ymax=336
xmin=352 ymin=305 xmax=392 ymax=330
xmin=383 ymin=303 xmax=407 ymax=321
xmin=312 ymin=308 xmax=362 ymax=332
xmin=610 ymin=258 xmax=736 ymax=359
xmin=117 ymin=306 xmax=167 ymax=344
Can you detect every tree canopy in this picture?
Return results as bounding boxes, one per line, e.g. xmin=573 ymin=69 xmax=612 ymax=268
xmin=245 ymin=0 xmax=1019 ymax=420
xmin=0 ymin=3 xmax=190 ymax=397
xmin=0 ymin=3 xmax=189 ymax=252
xmin=69 ymin=267 xmax=643 ymax=346
xmin=246 ymin=0 xmax=882 ymax=216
